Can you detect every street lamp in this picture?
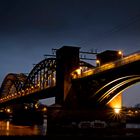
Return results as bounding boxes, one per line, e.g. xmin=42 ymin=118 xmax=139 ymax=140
xmin=96 ymin=59 xmax=100 ymax=67
xmin=118 ymin=50 xmax=123 ymax=58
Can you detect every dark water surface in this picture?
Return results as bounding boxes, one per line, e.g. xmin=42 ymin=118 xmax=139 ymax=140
xmin=1 ymin=117 xmax=140 ymax=138
xmin=0 ymin=119 xmax=47 ymax=136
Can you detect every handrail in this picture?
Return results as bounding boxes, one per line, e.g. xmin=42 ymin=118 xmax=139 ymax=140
xmin=76 ymin=52 xmax=140 ymax=78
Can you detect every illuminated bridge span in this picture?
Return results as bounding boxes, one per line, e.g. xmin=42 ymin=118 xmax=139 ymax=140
xmin=0 ymin=57 xmax=93 ymax=105
xmin=74 ymin=50 xmax=140 ymax=78
xmin=71 ymin=50 xmax=140 ymax=108
xmin=0 ymin=46 xmax=140 ymax=109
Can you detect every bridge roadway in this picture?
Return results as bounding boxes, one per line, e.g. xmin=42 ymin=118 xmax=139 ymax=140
xmin=0 ymin=86 xmax=56 ymax=108
xmin=77 ymin=50 xmax=140 ymax=78
xmin=0 ymin=50 xmax=140 ymax=108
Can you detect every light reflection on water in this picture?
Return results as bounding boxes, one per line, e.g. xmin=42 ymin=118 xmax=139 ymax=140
xmin=0 ymin=119 xmax=47 ymax=136
xmin=2 ymin=117 xmax=140 ymax=136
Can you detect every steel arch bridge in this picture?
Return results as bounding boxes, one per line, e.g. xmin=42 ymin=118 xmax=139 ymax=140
xmin=0 ymin=57 xmax=94 ymax=105
xmin=0 ymin=49 xmax=140 ymax=109
xmin=22 ymin=58 xmax=56 ymax=90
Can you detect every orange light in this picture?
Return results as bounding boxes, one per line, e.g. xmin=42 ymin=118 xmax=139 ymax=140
xmin=43 ymin=107 xmax=47 ymax=112
xmin=96 ymin=59 xmax=100 ymax=66
xmin=6 ymin=108 xmax=11 ymax=113
xmin=76 ymin=69 xmax=81 ymax=75
xmin=114 ymin=108 xmax=121 ymax=114
xmin=96 ymin=60 xmax=100 ymax=64
xmin=118 ymin=50 xmax=123 ymax=56
xmin=35 ymin=104 xmax=38 ymax=109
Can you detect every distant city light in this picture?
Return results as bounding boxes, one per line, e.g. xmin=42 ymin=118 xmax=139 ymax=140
xmin=6 ymin=108 xmax=11 ymax=113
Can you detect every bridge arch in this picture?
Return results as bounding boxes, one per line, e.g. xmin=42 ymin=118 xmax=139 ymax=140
xmin=0 ymin=57 xmax=95 ymax=104
xmin=106 ymin=76 xmax=140 ymax=106
xmin=94 ymin=75 xmax=140 ymax=106
xmin=22 ymin=58 xmax=94 ymax=90
xmin=0 ymin=73 xmax=27 ymax=98
xmin=22 ymin=58 xmax=56 ymax=90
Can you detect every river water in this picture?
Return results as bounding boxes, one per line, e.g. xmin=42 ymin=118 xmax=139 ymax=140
xmin=0 ymin=118 xmax=47 ymax=136
xmin=1 ymin=117 xmax=140 ymax=136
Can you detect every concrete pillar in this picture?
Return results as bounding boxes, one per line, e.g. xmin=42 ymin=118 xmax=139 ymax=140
xmin=55 ymin=46 xmax=80 ymax=105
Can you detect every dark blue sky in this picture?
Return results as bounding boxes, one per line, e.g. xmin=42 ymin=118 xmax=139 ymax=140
xmin=0 ymin=0 xmax=140 ymax=106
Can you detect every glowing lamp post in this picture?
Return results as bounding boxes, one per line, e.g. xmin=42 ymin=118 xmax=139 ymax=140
xmin=96 ymin=59 xmax=100 ymax=67
xmin=118 ymin=50 xmax=123 ymax=58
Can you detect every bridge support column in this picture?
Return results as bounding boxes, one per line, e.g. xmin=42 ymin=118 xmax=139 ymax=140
xmin=55 ymin=46 xmax=80 ymax=105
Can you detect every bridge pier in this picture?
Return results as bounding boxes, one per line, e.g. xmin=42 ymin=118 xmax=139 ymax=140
xmin=48 ymin=46 xmax=81 ymax=134
xmin=47 ymin=47 xmax=126 ymax=135
xmin=55 ymin=46 xmax=80 ymax=105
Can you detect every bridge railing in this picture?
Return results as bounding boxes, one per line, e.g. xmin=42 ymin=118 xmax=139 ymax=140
xmin=97 ymin=52 xmax=140 ymax=73
xmin=73 ymin=51 xmax=140 ymax=78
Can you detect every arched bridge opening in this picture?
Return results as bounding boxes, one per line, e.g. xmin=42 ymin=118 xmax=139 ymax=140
xmin=69 ymin=55 xmax=140 ymax=110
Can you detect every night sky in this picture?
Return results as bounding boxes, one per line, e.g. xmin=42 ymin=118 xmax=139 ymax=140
xmin=0 ymin=0 xmax=140 ymax=107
